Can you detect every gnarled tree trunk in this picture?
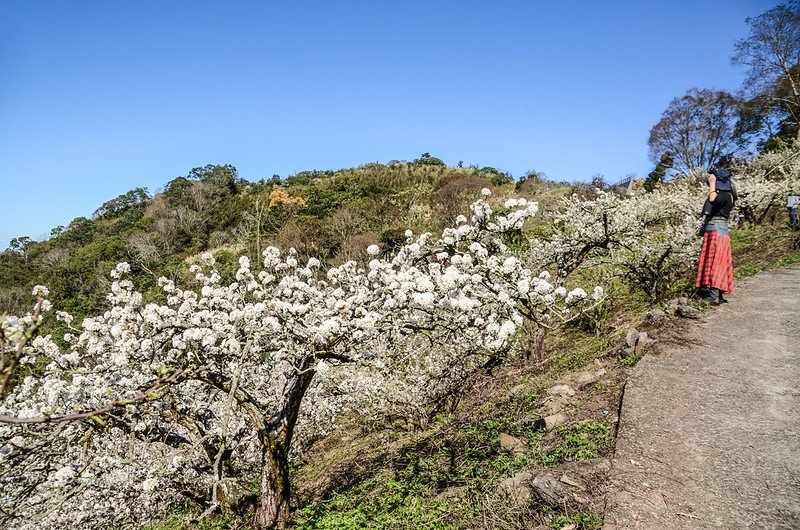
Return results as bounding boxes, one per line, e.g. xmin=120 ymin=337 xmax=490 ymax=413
xmin=252 ymin=356 xmax=316 ymax=529
xmin=254 ymin=441 xmax=291 ymax=529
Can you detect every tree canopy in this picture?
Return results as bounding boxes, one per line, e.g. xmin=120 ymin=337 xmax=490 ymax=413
xmin=732 ymin=2 xmax=800 ymax=146
xmin=648 ymin=88 xmax=744 ymax=175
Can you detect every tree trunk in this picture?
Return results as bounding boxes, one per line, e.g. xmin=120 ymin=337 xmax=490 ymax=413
xmin=252 ymin=356 xmax=316 ymax=529
xmin=532 ymin=328 xmax=548 ymax=364
xmin=254 ymin=441 xmax=291 ymax=529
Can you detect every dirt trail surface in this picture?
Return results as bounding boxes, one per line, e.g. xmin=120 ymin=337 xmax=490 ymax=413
xmin=605 ymin=266 xmax=800 ymax=530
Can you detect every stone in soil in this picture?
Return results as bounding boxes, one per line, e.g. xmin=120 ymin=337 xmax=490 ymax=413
xmin=499 ymin=433 xmax=527 ymax=455
xmin=677 ymin=304 xmax=702 ymax=318
xmin=546 ymin=384 xmax=576 ymax=397
xmin=497 ymin=472 xmax=533 ymax=506
xmin=544 ymin=412 xmax=567 ymax=431
xmin=647 ymin=308 xmax=667 ymax=324
xmin=625 ymin=328 xmax=639 ymax=348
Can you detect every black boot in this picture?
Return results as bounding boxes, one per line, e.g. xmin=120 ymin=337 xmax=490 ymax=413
xmin=704 ymin=288 xmax=720 ymax=306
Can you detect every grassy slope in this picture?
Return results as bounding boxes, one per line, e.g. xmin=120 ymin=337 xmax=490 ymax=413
xmin=731 ymin=224 xmax=800 ymax=278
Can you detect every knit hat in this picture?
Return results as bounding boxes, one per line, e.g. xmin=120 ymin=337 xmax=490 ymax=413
xmin=707 ymin=168 xmax=733 ymax=191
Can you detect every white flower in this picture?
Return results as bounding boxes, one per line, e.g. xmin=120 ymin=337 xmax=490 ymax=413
xmin=52 ymin=466 xmax=76 ymax=486
xmin=481 ymin=188 xmax=492 ymax=197
xmin=141 ymin=477 xmax=158 ymax=493
xmin=415 ymin=277 xmax=435 ymax=293
xmin=55 ymin=311 xmax=74 ymax=324
xmin=566 ymin=288 xmax=587 ymax=304
xmin=412 ymin=292 xmax=436 ymax=306
xmin=32 ymin=285 xmax=49 ymax=297
xmin=367 ymin=244 xmax=380 ymax=256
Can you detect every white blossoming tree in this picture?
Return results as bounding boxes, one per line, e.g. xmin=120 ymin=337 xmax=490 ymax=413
xmin=0 ymin=192 xmax=601 ymax=530
xmin=528 ymin=190 xmax=632 ymax=284
xmin=527 ymin=184 xmax=704 ymax=302
xmin=734 ymin=146 xmax=800 ymax=225
xmin=608 ymin=183 xmax=704 ymax=301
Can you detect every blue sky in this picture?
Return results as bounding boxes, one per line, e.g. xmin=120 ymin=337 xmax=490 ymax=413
xmin=0 ymin=0 xmax=774 ymax=246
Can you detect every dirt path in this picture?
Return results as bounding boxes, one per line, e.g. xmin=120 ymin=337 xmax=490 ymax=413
xmin=605 ymin=266 xmax=800 ymax=530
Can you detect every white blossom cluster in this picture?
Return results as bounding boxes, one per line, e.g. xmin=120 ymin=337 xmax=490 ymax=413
xmin=612 ymin=183 xmax=706 ymax=299
xmin=733 ymin=147 xmax=800 ymax=225
xmin=525 ymin=182 xmax=705 ymax=301
xmin=526 ymin=145 xmax=800 ymax=302
xmin=528 ymin=189 xmax=632 ymax=283
xmin=0 ymin=191 xmax=601 ymax=529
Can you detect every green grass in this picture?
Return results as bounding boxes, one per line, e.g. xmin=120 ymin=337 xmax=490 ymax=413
xmin=735 ymin=263 xmax=762 ymax=279
xmin=290 ymin=407 xmax=614 ymax=529
xmin=541 ymin=420 xmax=613 ymax=465
xmin=775 ymin=253 xmax=800 ymax=267
xmin=731 ymin=225 xmax=800 ymax=279
xmin=552 ymin=511 xmax=603 ymax=529
xmin=292 ymin=473 xmax=462 ymax=530
xmin=141 ymin=510 xmax=240 ymax=530
xmin=551 ymin=334 xmax=610 ymax=374
xmin=289 ymin=379 xmax=617 ymax=529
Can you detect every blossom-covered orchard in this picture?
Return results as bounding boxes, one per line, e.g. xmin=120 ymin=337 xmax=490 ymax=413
xmin=529 ymin=146 xmax=800 ymax=301
xmin=1 ymin=146 xmax=798 ymax=530
xmin=528 ymin=182 xmax=702 ymax=299
xmin=732 ymin=148 xmax=800 ymax=225
xmin=0 ymin=191 xmax=601 ymax=530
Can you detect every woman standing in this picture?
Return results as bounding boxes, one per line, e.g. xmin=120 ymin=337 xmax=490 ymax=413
xmin=696 ymin=168 xmax=735 ymax=305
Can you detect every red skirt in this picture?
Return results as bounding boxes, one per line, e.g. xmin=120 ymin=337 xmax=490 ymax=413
xmin=695 ymin=230 xmax=734 ymax=294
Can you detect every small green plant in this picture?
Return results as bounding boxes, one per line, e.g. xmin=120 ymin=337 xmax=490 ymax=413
xmin=141 ymin=508 xmax=241 ymax=530
xmin=619 ymin=352 xmax=641 ymax=367
xmin=776 ymin=253 xmax=800 ymax=267
xmin=734 ymin=263 xmax=761 ymax=278
xmin=551 ymin=510 xmax=603 ymax=529
xmin=543 ymin=420 xmax=613 ymax=465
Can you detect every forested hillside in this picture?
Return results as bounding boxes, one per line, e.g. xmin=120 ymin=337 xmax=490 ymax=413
xmin=0 ymin=157 xmax=543 ymax=321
